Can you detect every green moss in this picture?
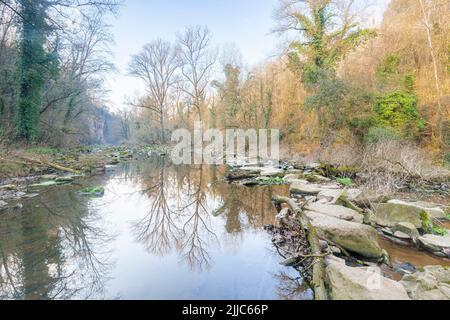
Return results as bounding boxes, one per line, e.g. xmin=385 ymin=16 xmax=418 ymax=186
xmin=337 ymin=177 xmax=353 ymax=187
xmin=431 ymin=227 xmax=448 ymax=236
xmin=79 ymin=187 xmax=105 ymax=197
xmin=257 ymin=177 xmax=284 ymax=185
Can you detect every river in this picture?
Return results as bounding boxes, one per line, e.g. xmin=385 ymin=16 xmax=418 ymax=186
xmin=0 ymin=155 xmax=448 ymax=300
xmin=0 ymin=156 xmax=312 ymax=300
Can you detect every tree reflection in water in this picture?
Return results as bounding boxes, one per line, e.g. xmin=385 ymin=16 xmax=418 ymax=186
xmin=131 ymin=157 xmax=218 ymax=270
xmin=130 ymin=156 xmax=286 ymax=271
xmin=0 ymin=182 xmax=115 ymax=300
xmin=0 ymin=157 xmax=305 ymax=300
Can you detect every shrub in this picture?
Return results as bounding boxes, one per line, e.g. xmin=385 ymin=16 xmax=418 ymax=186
xmin=373 ymin=91 xmax=426 ymax=138
xmin=364 ymin=126 xmax=400 ymax=144
xmin=445 ymin=153 xmax=450 ymax=168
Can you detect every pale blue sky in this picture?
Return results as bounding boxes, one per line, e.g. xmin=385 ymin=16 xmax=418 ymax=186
xmin=106 ymin=0 xmax=390 ymax=111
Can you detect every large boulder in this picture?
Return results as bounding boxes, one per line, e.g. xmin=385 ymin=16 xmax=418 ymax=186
xmin=401 ymin=266 xmax=450 ymax=300
xmin=374 ymin=200 xmax=432 ymax=228
xmin=376 ymin=200 xmax=446 ymax=228
xmin=305 ymin=203 xmax=363 ymax=223
xmin=305 ymin=211 xmax=383 ymax=259
xmin=326 ymin=256 xmax=410 ymax=300
xmin=417 ymin=234 xmax=450 ymax=255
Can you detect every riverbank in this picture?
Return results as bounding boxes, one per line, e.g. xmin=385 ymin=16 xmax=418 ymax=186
xmin=226 ymin=160 xmax=450 ymax=300
xmin=0 ymin=145 xmax=170 ymax=209
xmin=1 ymin=146 xmax=449 ymax=300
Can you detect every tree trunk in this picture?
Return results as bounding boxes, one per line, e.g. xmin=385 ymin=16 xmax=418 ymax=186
xmin=418 ymin=0 xmax=445 ymax=143
xmin=160 ymin=111 xmax=165 ymax=144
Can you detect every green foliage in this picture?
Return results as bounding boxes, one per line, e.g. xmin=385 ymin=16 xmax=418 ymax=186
xmin=402 ymin=73 xmax=416 ymax=92
xmin=336 ymin=177 xmax=353 ymax=187
xmin=364 ymin=126 xmax=400 ymax=144
xmin=431 ymin=227 xmax=448 ymax=236
xmin=376 ymin=54 xmax=401 ymax=84
xmin=212 ymin=64 xmax=241 ymax=127
xmin=420 ymin=211 xmax=432 ymax=232
xmin=16 ymin=0 xmax=56 ymax=142
xmin=444 ymin=153 xmax=450 ymax=168
xmin=305 ymin=78 xmax=372 ymax=132
xmin=376 ymin=53 xmax=417 ymax=93
xmin=373 ymin=91 xmax=426 ymax=138
xmin=286 ymin=1 xmax=376 ymax=86
xmin=27 ymin=147 xmax=61 ymax=155
xmin=257 ymin=176 xmax=284 ymax=185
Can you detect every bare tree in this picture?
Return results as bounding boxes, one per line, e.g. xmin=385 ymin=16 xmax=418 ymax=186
xmin=177 ymin=25 xmax=217 ymax=122
xmin=128 ymin=39 xmax=178 ymax=143
xmin=417 ymin=0 xmax=446 ymax=144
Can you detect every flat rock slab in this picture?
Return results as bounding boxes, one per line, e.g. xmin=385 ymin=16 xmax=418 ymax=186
xmin=407 ymin=201 xmax=449 ymax=217
xmin=326 ymin=256 xmax=410 ymax=300
xmin=305 ymin=203 xmax=363 ymax=223
xmin=393 ymin=231 xmax=412 ymax=240
xmin=418 ymin=234 xmax=450 ymax=253
xmin=290 ymin=183 xmax=323 ymax=195
xmin=317 ymin=189 xmax=344 ymax=204
xmin=238 ymin=166 xmax=263 ymax=172
xmin=374 ymin=201 xmax=427 ymax=228
xmin=305 ymin=211 xmax=383 ymax=259
xmin=283 ymin=174 xmax=301 ymax=183
xmin=393 ymin=222 xmax=420 ymax=240
xmin=260 ymin=168 xmax=285 ymax=177
xmin=401 ymin=266 xmax=450 ymax=300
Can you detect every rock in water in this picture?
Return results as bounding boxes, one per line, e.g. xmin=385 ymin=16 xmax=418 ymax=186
xmin=417 ymin=234 xmax=450 ymax=254
xmin=325 ymin=256 xmax=410 ymax=300
xmin=401 ymin=266 xmax=450 ymax=300
xmin=375 ymin=200 xmax=446 ymax=228
xmin=393 ymin=222 xmax=420 ymax=240
xmin=393 ymin=231 xmax=412 ymax=240
xmin=374 ymin=200 xmax=429 ymax=228
xmin=260 ymin=168 xmax=284 ymax=177
xmin=305 ymin=203 xmax=363 ymax=223
xmin=290 ymin=183 xmax=322 ymax=195
xmin=305 ymin=211 xmax=383 ymax=259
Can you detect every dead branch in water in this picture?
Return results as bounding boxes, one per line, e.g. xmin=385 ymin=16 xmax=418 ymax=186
xmin=15 ymin=155 xmax=81 ymax=175
xmin=272 ymin=196 xmax=329 ymax=301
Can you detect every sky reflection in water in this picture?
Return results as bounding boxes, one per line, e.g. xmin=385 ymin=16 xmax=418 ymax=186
xmin=0 ymin=157 xmax=313 ymax=300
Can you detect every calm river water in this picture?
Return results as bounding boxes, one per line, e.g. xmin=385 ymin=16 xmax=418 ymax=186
xmin=0 ymin=157 xmax=313 ymax=300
